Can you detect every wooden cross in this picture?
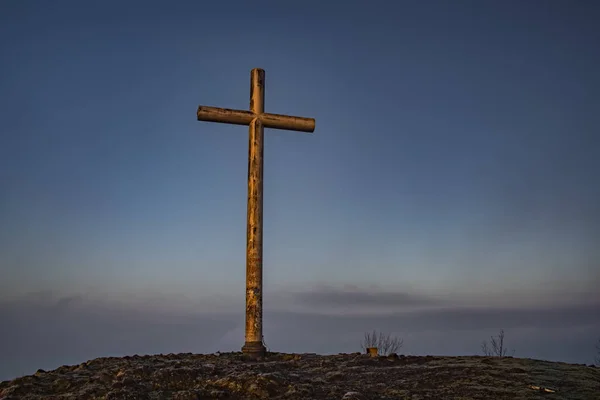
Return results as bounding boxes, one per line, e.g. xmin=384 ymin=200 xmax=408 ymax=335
xmin=196 ymin=68 xmax=315 ymax=358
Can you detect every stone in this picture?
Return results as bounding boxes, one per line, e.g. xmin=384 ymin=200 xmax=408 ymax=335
xmin=342 ymin=391 xmax=363 ymax=399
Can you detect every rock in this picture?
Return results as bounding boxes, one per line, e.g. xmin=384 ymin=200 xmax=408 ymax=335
xmin=281 ymin=353 xmax=299 ymax=361
xmin=342 ymin=391 xmax=363 ymax=399
xmin=325 ymin=370 xmax=345 ymax=381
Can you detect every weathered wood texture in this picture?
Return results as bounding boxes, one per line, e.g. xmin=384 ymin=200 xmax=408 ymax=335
xmin=197 ymin=106 xmax=315 ymax=132
xmin=196 ymin=68 xmax=315 ymax=358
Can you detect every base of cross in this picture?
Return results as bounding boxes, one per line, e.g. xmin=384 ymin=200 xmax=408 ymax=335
xmin=241 ymin=341 xmax=266 ymax=359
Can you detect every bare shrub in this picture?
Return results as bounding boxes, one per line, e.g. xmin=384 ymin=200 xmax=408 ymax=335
xmin=481 ymin=329 xmax=514 ymax=357
xmin=360 ymin=330 xmax=403 ymax=356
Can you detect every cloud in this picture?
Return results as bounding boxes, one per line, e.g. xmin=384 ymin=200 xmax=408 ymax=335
xmin=1 ymin=287 xmax=599 ymax=382
xmin=263 ymin=285 xmax=599 ymax=364
xmin=290 ymin=286 xmax=440 ymax=309
xmin=268 ymin=303 xmax=600 ymax=333
xmin=269 ymin=282 xmax=600 ymax=314
xmin=263 ymin=304 xmax=599 ymax=365
xmin=0 ymin=293 xmax=240 ymax=381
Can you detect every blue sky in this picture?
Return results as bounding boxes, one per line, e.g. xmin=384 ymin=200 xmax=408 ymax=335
xmin=1 ymin=0 xmax=599 ymax=380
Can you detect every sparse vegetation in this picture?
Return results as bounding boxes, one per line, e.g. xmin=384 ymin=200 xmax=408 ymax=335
xmin=3 ymin=353 xmax=600 ymax=399
xmin=481 ymin=329 xmax=514 ymax=357
xmin=360 ymin=330 xmax=403 ymax=356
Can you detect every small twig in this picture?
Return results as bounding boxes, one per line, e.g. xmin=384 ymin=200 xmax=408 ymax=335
xmin=529 ymin=385 xmax=557 ymax=393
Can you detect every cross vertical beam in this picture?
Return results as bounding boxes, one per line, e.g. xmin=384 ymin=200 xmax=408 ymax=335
xmin=243 ymin=69 xmax=265 ymax=357
xmin=196 ymin=68 xmax=315 ymax=359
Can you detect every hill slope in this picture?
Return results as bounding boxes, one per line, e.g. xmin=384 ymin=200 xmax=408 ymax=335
xmin=1 ymin=352 xmax=598 ymax=399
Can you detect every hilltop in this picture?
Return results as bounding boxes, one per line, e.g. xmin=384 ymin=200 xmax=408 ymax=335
xmin=1 ymin=352 xmax=598 ymax=399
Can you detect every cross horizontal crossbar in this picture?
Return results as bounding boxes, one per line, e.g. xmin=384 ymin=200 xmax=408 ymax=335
xmin=197 ymin=106 xmax=315 ymax=133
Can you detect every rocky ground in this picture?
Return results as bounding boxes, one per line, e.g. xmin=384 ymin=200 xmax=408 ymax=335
xmin=1 ymin=352 xmax=598 ymax=399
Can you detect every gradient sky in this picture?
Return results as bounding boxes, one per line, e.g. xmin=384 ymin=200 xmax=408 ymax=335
xmin=1 ymin=0 xmax=599 ymax=381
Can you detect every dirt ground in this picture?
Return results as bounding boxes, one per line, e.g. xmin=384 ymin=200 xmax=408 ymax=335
xmin=1 ymin=352 xmax=599 ymax=399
